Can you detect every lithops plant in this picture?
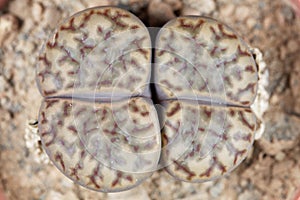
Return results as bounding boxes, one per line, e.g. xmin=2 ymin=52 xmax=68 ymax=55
xmin=155 ymin=17 xmax=261 ymax=182
xmin=36 ymin=6 xmax=268 ymax=192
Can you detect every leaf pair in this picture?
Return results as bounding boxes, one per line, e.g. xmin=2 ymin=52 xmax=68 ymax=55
xmin=36 ymin=7 xmax=258 ymax=192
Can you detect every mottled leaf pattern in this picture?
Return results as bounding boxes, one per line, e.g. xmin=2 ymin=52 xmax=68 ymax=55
xmin=36 ymin=7 xmax=259 ymax=191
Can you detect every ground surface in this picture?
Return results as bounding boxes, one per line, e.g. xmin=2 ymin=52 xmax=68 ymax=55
xmin=0 ymin=0 xmax=300 ymax=199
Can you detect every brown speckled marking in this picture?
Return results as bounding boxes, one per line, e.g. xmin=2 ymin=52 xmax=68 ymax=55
xmin=60 ymin=17 xmax=76 ymax=31
xmin=160 ymin=80 xmax=183 ymax=93
xmin=239 ymin=111 xmax=256 ymax=131
xmin=70 ymin=163 xmax=82 ymax=181
xmin=47 ymin=32 xmax=59 ymax=48
xmin=58 ymin=46 xmax=80 ymax=65
xmin=155 ymin=17 xmax=258 ymax=106
xmin=245 ymin=65 xmax=255 ymax=73
xmin=44 ymin=127 xmax=57 ymax=147
xmin=229 ymin=109 xmax=236 ymax=117
xmin=44 ymin=99 xmax=58 ymax=109
xmin=217 ymin=24 xmax=238 ymax=39
xmin=38 ymin=54 xmax=51 ymax=68
xmin=54 ymin=152 xmax=66 ymax=171
xmin=111 ymin=171 xmax=134 ymax=187
xmin=38 ymin=98 xmax=160 ymax=192
xmin=166 ymin=102 xmax=181 ymax=117
xmin=177 ymin=18 xmax=205 ymax=36
xmin=63 ymin=102 xmax=72 ymax=117
xmin=233 ymin=149 xmax=247 ymax=165
xmin=79 ymin=10 xmax=95 ymax=28
xmin=162 ymin=101 xmax=256 ymax=182
xmin=67 ymin=125 xmax=78 ymax=135
xmin=88 ymin=164 xmax=103 ymax=189
xmin=43 ymin=90 xmax=57 ymax=96
xmin=237 ymin=45 xmax=251 ymax=57
xmin=37 ymin=7 xmax=151 ymax=97
xmin=172 ymin=160 xmax=196 ymax=180
xmin=199 ymin=156 xmax=227 ymax=178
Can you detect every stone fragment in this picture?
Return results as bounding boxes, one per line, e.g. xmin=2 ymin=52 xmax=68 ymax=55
xmin=287 ymin=39 xmax=299 ymax=53
xmin=86 ymin=0 xmax=115 ymax=7
xmin=43 ymin=6 xmax=62 ymax=29
xmin=182 ymin=0 xmax=216 ymax=15
xmin=220 ymin=4 xmax=235 ymax=17
xmin=0 ymin=76 xmax=6 ymax=93
xmin=235 ymin=5 xmax=250 ymax=21
xmin=290 ymin=60 xmax=300 ymax=97
xmin=8 ymin=0 xmax=31 ymax=19
xmin=148 ymin=0 xmax=176 ymax=26
xmin=246 ymin=18 xmax=257 ymax=29
xmin=107 ymin=186 xmax=150 ymax=200
xmin=129 ymin=0 xmax=149 ymax=11
xmin=44 ymin=190 xmax=64 ymax=200
xmin=274 ymin=151 xmax=285 ymax=161
xmin=0 ymin=14 xmax=19 ymax=47
xmin=32 ymin=2 xmax=44 ymax=22
xmin=163 ymin=0 xmax=182 ymax=11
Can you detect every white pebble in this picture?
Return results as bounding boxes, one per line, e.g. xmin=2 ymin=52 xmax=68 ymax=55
xmin=43 ymin=6 xmax=62 ymax=29
xmin=182 ymin=0 xmax=216 ymax=15
xmin=32 ymin=2 xmax=44 ymax=22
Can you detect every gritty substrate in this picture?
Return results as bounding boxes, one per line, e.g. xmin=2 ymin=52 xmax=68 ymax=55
xmin=0 ymin=0 xmax=300 ymax=199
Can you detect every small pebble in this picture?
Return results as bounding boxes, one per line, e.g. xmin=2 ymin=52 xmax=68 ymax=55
xmin=209 ymin=181 xmax=224 ymax=198
xmin=270 ymin=179 xmax=282 ymax=189
xmin=8 ymin=0 xmax=31 ymax=19
xmin=263 ymin=15 xmax=273 ymax=29
xmin=148 ymin=0 xmax=175 ymax=26
xmin=280 ymin=46 xmax=287 ymax=60
xmin=182 ymin=0 xmax=216 ymax=15
xmin=246 ymin=18 xmax=257 ymax=29
xmin=63 ymin=191 xmax=79 ymax=200
xmin=238 ymin=190 xmax=261 ymax=200
xmin=122 ymin=0 xmax=149 ymax=12
xmin=276 ymin=9 xmax=286 ymax=26
xmin=240 ymin=179 xmax=248 ymax=187
xmin=181 ymin=7 xmax=200 ymax=16
xmin=270 ymin=94 xmax=280 ymax=105
xmin=287 ymin=39 xmax=299 ymax=53
xmin=68 ymin=1 xmax=86 ymax=12
xmin=220 ymin=4 xmax=235 ymax=17
xmin=32 ymin=2 xmax=44 ymax=22
xmin=43 ymin=6 xmax=62 ymax=28
xmin=290 ymin=60 xmax=300 ymax=98
xmin=107 ymin=186 xmax=150 ymax=200
xmin=45 ymin=190 xmax=64 ymax=200
xmin=235 ymin=5 xmax=250 ymax=21
xmin=86 ymin=0 xmax=114 ymax=7
xmin=281 ymin=5 xmax=295 ymax=22
xmin=163 ymin=0 xmax=182 ymax=11
xmin=275 ymin=151 xmax=286 ymax=161
xmin=16 ymin=40 xmax=35 ymax=54
xmin=0 ymin=14 xmax=19 ymax=47
xmin=0 ymin=76 xmax=6 ymax=93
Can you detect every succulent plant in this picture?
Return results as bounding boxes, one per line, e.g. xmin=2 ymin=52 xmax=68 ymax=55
xmin=36 ymin=6 xmax=267 ymax=192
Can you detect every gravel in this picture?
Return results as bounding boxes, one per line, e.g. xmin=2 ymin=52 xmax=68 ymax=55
xmin=0 ymin=0 xmax=300 ymax=199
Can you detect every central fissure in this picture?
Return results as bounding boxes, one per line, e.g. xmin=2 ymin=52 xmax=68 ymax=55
xmin=36 ymin=7 xmax=260 ymax=191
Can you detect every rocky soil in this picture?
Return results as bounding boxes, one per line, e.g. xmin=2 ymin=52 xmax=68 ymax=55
xmin=0 ymin=0 xmax=300 ymax=199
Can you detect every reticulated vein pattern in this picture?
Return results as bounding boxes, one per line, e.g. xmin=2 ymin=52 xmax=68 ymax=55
xmin=36 ymin=7 xmax=258 ymax=192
